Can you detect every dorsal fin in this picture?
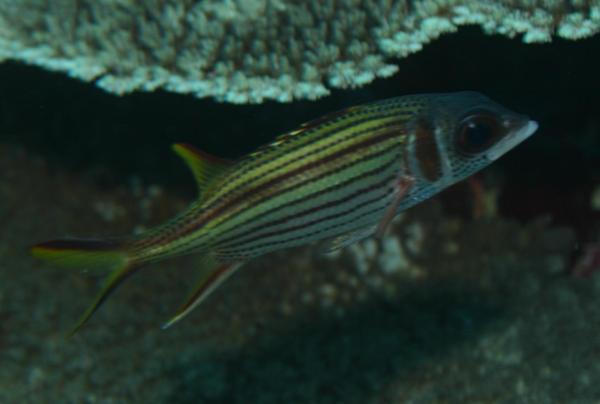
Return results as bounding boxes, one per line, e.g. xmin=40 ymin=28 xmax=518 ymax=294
xmin=172 ymin=143 xmax=232 ymax=195
xmin=247 ymin=105 xmax=364 ymax=160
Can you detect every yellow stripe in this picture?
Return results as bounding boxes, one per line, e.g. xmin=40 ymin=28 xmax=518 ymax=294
xmin=202 ymin=122 xmax=402 ymax=228
xmin=214 ymin=140 xmax=403 ymax=245
xmin=206 ymin=115 xmax=403 ymax=207
xmin=164 ymin=124 xmax=405 ymax=252
xmin=129 ymin=100 xmax=423 ymax=260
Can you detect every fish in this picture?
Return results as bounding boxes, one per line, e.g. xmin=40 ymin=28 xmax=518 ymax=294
xmin=30 ymin=91 xmax=538 ymax=333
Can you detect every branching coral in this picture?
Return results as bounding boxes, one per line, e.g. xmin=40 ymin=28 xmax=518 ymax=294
xmin=0 ymin=0 xmax=598 ymax=103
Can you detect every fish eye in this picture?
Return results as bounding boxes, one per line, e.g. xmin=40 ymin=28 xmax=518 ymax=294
xmin=455 ymin=113 xmax=502 ymax=155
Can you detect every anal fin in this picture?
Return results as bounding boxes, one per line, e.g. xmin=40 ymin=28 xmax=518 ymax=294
xmin=162 ymin=258 xmax=243 ymax=329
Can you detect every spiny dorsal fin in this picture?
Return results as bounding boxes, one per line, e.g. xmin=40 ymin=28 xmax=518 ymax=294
xmin=172 ymin=143 xmax=232 ymax=195
xmin=247 ymin=106 xmax=363 ymax=159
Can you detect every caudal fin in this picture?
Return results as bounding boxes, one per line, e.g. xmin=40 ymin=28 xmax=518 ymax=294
xmin=30 ymin=239 xmax=136 ymax=335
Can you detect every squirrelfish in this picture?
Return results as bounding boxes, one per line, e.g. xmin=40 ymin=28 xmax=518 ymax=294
xmin=31 ymin=91 xmax=538 ymax=333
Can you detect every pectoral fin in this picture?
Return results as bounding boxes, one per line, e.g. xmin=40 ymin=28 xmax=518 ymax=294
xmin=162 ymin=258 xmax=243 ymax=329
xmin=375 ymin=175 xmax=415 ymax=239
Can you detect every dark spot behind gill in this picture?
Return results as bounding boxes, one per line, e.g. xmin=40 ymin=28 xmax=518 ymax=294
xmin=415 ymin=117 xmax=442 ymax=182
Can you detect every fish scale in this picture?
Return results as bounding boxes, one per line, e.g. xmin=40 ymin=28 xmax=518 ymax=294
xmin=210 ymin=107 xmax=418 ymax=204
xmin=213 ymin=136 xmax=404 ymax=256
xmin=160 ymin=118 xmax=410 ymax=254
xmin=214 ymin=148 xmax=401 ymax=250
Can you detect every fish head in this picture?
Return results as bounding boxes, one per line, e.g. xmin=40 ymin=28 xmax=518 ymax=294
xmin=411 ymin=91 xmax=539 ymax=188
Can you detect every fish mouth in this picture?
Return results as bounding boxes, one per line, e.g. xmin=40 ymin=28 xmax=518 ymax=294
xmin=486 ymin=119 xmax=539 ymax=161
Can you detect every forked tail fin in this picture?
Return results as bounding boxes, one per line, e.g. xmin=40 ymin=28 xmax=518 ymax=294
xmin=30 ymin=239 xmax=137 ymax=335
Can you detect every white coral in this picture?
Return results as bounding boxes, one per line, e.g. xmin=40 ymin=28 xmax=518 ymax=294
xmin=0 ymin=0 xmax=597 ymax=103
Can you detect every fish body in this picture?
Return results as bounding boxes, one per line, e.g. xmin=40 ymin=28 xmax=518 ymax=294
xmin=31 ymin=91 xmax=538 ymax=332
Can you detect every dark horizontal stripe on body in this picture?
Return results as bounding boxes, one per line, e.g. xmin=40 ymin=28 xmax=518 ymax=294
xmin=240 ymin=107 xmax=413 ymax=173
xmin=223 ymin=181 xmax=394 ymax=252
xmin=215 ymin=159 xmax=399 ymax=248
xmin=217 ymin=193 xmax=392 ymax=258
xmin=172 ymin=124 xmax=405 ymax=243
xmin=156 ymin=121 xmax=399 ymax=246
xmin=212 ymin=144 xmax=401 ymax=245
xmin=205 ymin=114 xmax=407 ymax=212
xmin=135 ymin=100 xmax=422 ymax=261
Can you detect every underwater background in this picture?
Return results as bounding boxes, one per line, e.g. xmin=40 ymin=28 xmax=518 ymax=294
xmin=1 ymin=23 xmax=599 ymax=404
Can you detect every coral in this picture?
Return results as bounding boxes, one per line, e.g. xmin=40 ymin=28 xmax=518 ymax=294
xmin=0 ymin=0 xmax=598 ymax=103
